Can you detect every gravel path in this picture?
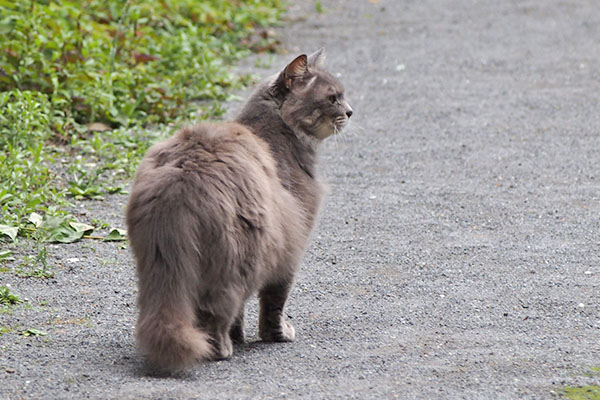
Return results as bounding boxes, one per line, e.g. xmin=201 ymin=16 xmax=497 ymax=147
xmin=2 ymin=0 xmax=600 ymax=399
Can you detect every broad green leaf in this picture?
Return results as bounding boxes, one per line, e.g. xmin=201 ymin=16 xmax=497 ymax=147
xmin=38 ymin=215 xmax=66 ymax=231
xmin=38 ymin=216 xmax=84 ymax=243
xmin=104 ymin=228 xmax=127 ymax=242
xmin=46 ymin=226 xmax=84 ymax=244
xmin=0 ymin=1 xmax=17 ymax=9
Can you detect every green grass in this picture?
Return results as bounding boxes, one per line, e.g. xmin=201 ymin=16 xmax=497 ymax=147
xmin=0 ymin=0 xmax=284 ymax=245
xmin=563 ymin=367 xmax=600 ymax=400
xmin=564 ymin=386 xmax=600 ymax=400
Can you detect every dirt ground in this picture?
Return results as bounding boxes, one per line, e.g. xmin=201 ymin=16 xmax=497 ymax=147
xmin=2 ymin=0 xmax=599 ymax=399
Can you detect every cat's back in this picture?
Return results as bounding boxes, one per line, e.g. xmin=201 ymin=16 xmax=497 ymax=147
xmin=127 ymin=122 xmax=288 ymax=234
xmin=132 ymin=122 xmax=278 ymax=193
xmin=143 ymin=122 xmax=275 ymax=175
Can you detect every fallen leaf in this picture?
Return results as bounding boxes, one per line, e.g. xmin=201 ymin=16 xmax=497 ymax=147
xmin=0 ymin=224 xmax=18 ymax=241
xmin=133 ymin=52 xmax=159 ymax=64
xmin=0 ymin=249 xmax=14 ymax=261
xmin=21 ymin=328 xmax=47 ymax=337
xmin=28 ymin=212 xmax=43 ymax=227
xmin=69 ymin=222 xmax=94 ymax=235
xmin=86 ymin=122 xmax=111 ymax=132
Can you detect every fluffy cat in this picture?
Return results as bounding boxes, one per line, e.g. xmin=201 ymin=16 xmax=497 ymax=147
xmin=126 ymin=49 xmax=352 ymax=371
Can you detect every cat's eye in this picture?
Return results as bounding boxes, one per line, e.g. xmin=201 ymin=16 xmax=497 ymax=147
xmin=328 ymin=95 xmax=338 ymax=104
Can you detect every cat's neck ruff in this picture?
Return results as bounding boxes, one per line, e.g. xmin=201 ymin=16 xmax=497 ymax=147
xmin=292 ymin=126 xmax=321 ymax=154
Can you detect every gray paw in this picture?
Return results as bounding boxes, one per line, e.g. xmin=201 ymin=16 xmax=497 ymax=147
xmin=209 ymin=336 xmax=233 ymax=360
xmin=260 ymin=320 xmax=295 ymax=342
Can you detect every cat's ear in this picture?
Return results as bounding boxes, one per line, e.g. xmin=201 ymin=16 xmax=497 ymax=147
xmin=282 ymin=54 xmax=308 ymax=89
xmin=307 ymin=48 xmax=326 ymax=68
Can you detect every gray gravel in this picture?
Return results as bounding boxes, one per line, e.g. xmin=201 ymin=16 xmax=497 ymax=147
xmin=2 ymin=0 xmax=600 ymax=398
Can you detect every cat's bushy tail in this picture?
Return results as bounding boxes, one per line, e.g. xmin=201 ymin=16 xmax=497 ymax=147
xmin=127 ymin=168 xmax=214 ymax=371
xmin=135 ymin=286 xmax=213 ymax=371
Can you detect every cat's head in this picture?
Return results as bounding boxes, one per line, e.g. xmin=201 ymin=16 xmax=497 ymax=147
xmin=271 ymin=49 xmax=353 ymax=141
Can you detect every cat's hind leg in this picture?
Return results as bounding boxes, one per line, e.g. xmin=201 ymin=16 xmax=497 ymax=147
xmin=258 ymin=282 xmax=295 ymax=342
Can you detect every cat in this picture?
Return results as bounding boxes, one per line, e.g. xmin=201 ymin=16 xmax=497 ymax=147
xmin=125 ymin=48 xmax=352 ymax=371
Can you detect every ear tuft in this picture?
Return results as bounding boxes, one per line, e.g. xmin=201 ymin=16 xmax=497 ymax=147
xmin=283 ymin=54 xmax=308 ymax=89
xmin=308 ymin=48 xmax=326 ymax=68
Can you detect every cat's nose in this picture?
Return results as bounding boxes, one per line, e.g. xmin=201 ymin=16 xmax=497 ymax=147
xmin=342 ymin=100 xmax=353 ymax=118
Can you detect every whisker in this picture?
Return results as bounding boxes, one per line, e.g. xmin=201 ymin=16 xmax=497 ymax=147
xmin=341 ymin=130 xmax=349 ymax=145
xmin=335 ymin=124 xmax=347 ymax=145
xmin=344 ymin=121 xmax=362 ymax=139
xmin=332 ymin=124 xmax=340 ymax=151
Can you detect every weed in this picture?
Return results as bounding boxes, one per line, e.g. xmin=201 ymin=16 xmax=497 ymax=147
xmin=0 ymin=286 xmax=21 ymax=305
xmin=16 ymin=244 xmax=54 ymax=278
xmin=91 ymin=219 xmax=111 ymax=230
xmin=315 ymin=1 xmax=324 ymax=14
xmin=67 ymin=166 xmax=105 ymax=201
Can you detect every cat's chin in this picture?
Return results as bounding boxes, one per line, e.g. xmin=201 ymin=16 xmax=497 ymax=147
xmin=312 ymin=121 xmax=338 ymax=140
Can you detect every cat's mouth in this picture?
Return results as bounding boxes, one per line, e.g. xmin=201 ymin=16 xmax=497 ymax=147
xmin=309 ymin=114 xmax=349 ymax=140
xmin=333 ymin=116 xmax=348 ymax=133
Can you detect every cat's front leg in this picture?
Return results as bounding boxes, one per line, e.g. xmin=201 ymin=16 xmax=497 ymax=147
xmin=229 ymin=308 xmax=245 ymax=344
xmin=258 ymin=282 xmax=295 ymax=342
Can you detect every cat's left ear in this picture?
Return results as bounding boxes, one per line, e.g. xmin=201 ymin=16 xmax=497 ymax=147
xmin=308 ymin=48 xmax=326 ymax=68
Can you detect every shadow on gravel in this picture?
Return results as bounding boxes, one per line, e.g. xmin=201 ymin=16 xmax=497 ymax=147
xmin=127 ymin=356 xmax=198 ymax=381
xmin=127 ymin=340 xmax=284 ymax=379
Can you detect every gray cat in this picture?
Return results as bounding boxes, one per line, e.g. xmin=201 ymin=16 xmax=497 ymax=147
xmin=126 ymin=49 xmax=352 ymax=371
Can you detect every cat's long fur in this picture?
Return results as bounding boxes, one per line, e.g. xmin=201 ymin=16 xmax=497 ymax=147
xmin=126 ymin=49 xmax=352 ymax=371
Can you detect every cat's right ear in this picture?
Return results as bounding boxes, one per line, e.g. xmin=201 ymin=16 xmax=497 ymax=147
xmin=307 ymin=48 xmax=326 ymax=68
xmin=282 ymin=54 xmax=308 ymax=90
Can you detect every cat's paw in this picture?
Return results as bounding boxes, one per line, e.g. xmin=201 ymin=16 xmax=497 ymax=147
xmin=260 ymin=320 xmax=295 ymax=342
xmin=208 ymin=336 xmax=233 ymax=361
xmin=279 ymin=320 xmax=296 ymax=342
xmin=229 ymin=324 xmax=245 ymax=345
